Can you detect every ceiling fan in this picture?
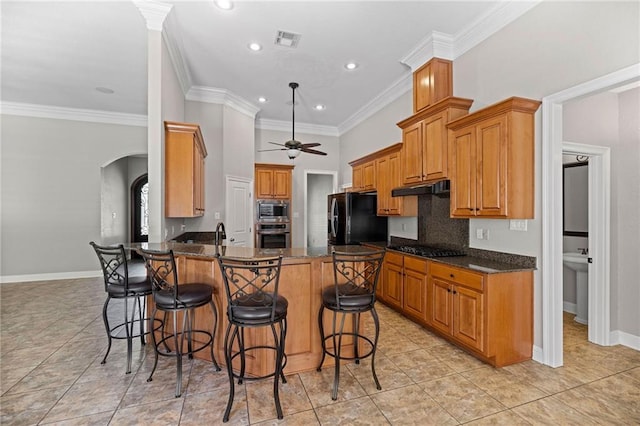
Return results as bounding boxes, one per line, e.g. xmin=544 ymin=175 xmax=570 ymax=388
xmin=260 ymin=82 xmax=327 ymax=159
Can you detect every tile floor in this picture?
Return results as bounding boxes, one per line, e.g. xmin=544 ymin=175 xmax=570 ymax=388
xmin=1 ymin=277 xmax=639 ymax=425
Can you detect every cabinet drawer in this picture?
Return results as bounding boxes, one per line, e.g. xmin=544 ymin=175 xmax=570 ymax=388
xmin=385 ymin=251 xmax=404 ymax=266
xmin=404 ymin=256 xmax=428 ymax=274
xmin=429 ymin=262 xmax=483 ymax=291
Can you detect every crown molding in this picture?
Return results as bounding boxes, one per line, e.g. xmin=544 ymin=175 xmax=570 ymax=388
xmin=453 ymin=0 xmax=542 ymax=58
xmin=400 ymin=31 xmax=455 ymax=71
xmin=337 ymin=74 xmax=412 ymax=136
xmin=134 ymin=0 xmax=173 ymax=31
xmin=0 ymin=101 xmax=147 ymax=127
xmin=162 ymin=14 xmax=192 ymax=95
xmin=256 ymin=118 xmax=339 ymax=137
xmin=185 ymin=86 xmax=260 ymax=118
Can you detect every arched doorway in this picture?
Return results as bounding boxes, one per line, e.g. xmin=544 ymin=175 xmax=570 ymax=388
xmin=131 ymin=173 xmax=149 ymax=244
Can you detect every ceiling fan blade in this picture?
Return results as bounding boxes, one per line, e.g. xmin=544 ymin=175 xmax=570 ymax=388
xmin=268 ymin=141 xmax=286 ymax=147
xmin=258 ymin=148 xmax=286 ymax=152
xmin=299 ymin=142 xmax=321 ymax=148
xmin=300 ymin=147 xmax=327 ymax=156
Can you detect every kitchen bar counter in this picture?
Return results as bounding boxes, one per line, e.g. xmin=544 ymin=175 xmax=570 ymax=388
xmin=127 ymin=242 xmax=380 ymax=377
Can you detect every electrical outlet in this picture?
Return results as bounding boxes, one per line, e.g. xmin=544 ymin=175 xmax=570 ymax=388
xmin=111 ymin=212 xmax=117 ymax=219
xmin=401 ymin=223 xmax=406 ymax=231
xmin=476 ymin=229 xmax=484 ymax=240
xmin=214 ymin=212 xmax=221 ymax=219
xmin=181 ymin=224 xmax=186 ymax=231
xmin=483 ymin=229 xmax=490 ymax=240
xmin=293 ymin=212 xmax=299 ymax=218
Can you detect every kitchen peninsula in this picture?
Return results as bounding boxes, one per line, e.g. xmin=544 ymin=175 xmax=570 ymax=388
xmin=131 ymin=241 xmax=535 ymax=374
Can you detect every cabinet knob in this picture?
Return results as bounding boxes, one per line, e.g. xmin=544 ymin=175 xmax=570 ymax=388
xmin=447 ymin=288 xmax=452 ymax=293
xmin=449 ymin=274 xmax=454 ymax=278
xmin=453 ymin=290 xmax=457 ymax=295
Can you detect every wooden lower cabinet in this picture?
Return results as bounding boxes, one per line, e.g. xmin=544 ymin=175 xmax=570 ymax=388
xmin=378 ymin=252 xmax=533 ymax=367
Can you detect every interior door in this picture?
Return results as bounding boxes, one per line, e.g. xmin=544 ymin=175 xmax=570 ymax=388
xmin=225 ymin=176 xmax=252 ymax=247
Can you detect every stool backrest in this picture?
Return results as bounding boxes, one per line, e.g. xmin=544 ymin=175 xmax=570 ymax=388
xmin=217 ymin=255 xmax=283 ymax=322
xmin=90 ymin=242 xmax=129 ymax=292
xmin=139 ymin=248 xmax=180 ymax=308
xmin=332 ymin=249 xmax=386 ymax=309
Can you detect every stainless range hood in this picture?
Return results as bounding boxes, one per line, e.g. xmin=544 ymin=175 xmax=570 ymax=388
xmin=391 ymin=180 xmax=450 ymax=197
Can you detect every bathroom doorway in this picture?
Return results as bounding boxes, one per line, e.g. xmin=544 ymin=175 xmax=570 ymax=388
xmin=541 ymin=63 xmax=639 ymax=367
xmin=304 ymin=170 xmax=337 ymax=247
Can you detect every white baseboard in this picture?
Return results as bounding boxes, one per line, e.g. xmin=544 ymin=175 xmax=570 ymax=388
xmin=0 ymin=270 xmax=102 ymax=284
xmin=610 ymin=330 xmax=640 ymax=351
xmin=532 ymin=345 xmax=544 ymax=363
xmin=563 ymin=302 xmax=577 ymax=315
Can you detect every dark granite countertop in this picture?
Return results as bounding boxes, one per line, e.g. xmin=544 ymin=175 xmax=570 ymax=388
xmin=127 ymin=241 xmax=534 ymax=274
xmin=127 ymin=242 xmax=382 ymax=261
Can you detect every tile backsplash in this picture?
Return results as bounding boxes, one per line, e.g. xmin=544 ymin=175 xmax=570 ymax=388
xmin=417 ymin=194 xmax=469 ymax=248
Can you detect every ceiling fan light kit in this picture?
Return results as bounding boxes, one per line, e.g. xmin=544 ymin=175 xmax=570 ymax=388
xmin=259 ymin=82 xmax=328 ymax=159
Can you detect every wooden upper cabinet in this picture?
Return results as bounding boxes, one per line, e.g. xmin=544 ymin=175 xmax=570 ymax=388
xmin=254 ymin=163 xmax=294 ymax=199
xmin=413 ymin=58 xmax=453 ymax=113
xmin=375 ymin=144 xmax=417 ymax=216
xmin=397 ymin=97 xmax=473 ymax=186
xmin=165 ymin=121 xmax=208 ymax=218
xmin=349 ymin=156 xmax=376 ymax=193
xmin=447 ymin=97 xmax=541 ymax=219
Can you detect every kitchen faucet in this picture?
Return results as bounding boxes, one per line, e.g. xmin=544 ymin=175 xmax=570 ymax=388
xmin=215 ymin=222 xmax=226 ymax=245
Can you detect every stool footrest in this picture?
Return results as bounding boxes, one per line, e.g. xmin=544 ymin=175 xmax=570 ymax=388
xmin=154 ymin=329 xmax=213 ymax=358
xmin=320 ymin=332 xmax=375 ymax=361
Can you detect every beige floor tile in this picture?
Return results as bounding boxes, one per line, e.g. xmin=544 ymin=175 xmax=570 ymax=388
xmin=553 ymin=385 xmax=639 ymax=424
xmin=511 ymin=396 xmax=600 ymax=425
xmin=388 ymin=349 xmax=455 ymax=383
xmin=109 ymin=398 xmax=184 ymax=425
xmin=39 ymin=410 xmax=114 ymax=425
xmin=370 ymin=384 xmax=457 ymax=425
xmin=298 ymin=366 xmax=366 ymax=408
xmin=5 ymin=359 xmax=89 ymax=395
xmin=314 ymin=395 xmax=389 ymax=425
xmin=346 ymin=355 xmax=413 ymax=395
xmin=181 ymin=388 xmax=249 ymax=425
xmin=119 ymin=358 xmax=191 ymax=408
xmin=426 ymin=343 xmax=485 ymax=373
xmin=246 ymin=374 xmax=313 ymax=423
xmin=0 ymin=386 xmax=68 ymax=425
xmin=0 ymin=366 xmax=35 ymax=395
xmin=420 ymin=374 xmax=505 ymax=423
xmin=461 ymin=365 xmax=548 ymax=408
xmin=622 ymin=366 xmax=640 ymax=381
xmin=185 ymin=358 xmax=227 ymax=395
xmin=252 ymin=409 xmax=320 ymax=425
xmin=502 ymin=360 xmax=586 ymax=394
xmin=464 ymin=409 xmax=532 ymax=425
xmin=376 ymin=333 xmax=421 ymax=356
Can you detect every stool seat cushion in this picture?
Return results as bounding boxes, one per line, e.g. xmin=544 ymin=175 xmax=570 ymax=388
xmin=322 ymin=284 xmax=374 ymax=309
xmin=107 ymin=275 xmax=151 ymax=296
xmin=230 ymin=293 xmax=288 ymax=323
xmin=154 ymin=283 xmax=212 ymax=309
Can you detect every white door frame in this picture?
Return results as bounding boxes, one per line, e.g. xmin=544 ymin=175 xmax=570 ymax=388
xmin=225 ymin=175 xmax=253 ymax=247
xmin=541 ymin=63 xmax=639 ymax=367
xmin=303 ymin=170 xmax=338 ymax=247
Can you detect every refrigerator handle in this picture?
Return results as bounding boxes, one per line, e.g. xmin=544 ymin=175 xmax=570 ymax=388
xmin=330 ymin=197 xmax=337 ymax=238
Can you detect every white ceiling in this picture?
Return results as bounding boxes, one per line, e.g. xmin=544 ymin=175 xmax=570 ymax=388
xmin=2 ymin=1 xmax=521 ymax=131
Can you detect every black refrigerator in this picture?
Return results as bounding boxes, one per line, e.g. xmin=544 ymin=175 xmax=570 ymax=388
xmin=328 ymin=192 xmax=388 ymax=245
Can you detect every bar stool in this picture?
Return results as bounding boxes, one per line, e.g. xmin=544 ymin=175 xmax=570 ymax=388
xmin=139 ymin=248 xmax=221 ymax=397
xmin=216 ymin=255 xmax=288 ymax=422
xmin=90 ymin=242 xmax=154 ymax=374
xmin=317 ymin=249 xmax=386 ymax=400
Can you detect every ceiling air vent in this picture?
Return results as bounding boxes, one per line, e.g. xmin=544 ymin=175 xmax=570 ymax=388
xmin=275 ymin=31 xmax=301 ymax=48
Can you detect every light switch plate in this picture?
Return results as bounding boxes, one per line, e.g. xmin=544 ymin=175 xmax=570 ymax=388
xmin=476 ymin=229 xmax=484 ymax=239
xmin=510 ymin=220 xmax=528 ymax=231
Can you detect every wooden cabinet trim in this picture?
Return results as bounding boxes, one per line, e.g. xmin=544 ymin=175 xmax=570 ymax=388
xmin=446 ymin=97 xmax=541 ymax=131
xmin=397 ymin=97 xmax=474 ymax=129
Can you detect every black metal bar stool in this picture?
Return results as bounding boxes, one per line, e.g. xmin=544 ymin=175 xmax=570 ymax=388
xmin=139 ymin=248 xmax=221 ymax=397
xmin=90 ymin=242 xmax=154 ymax=374
xmin=216 ymin=255 xmax=288 ymax=422
xmin=317 ymin=248 xmax=386 ymax=400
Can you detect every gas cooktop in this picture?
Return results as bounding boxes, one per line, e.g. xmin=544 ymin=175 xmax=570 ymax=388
xmin=387 ymin=245 xmax=467 ymax=258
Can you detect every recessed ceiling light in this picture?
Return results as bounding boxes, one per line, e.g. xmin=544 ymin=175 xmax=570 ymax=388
xmin=314 ymin=104 xmax=326 ymax=111
xmin=258 ymin=97 xmax=268 ymax=103
xmin=214 ymin=0 xmax=233 ymax=10
xmin=95 ymin=87 xmax=114 ymax=94
xmin=248 ymin=42 xmax=262 ymax=52
xmin=345 ymin=62 xmax=358 ymax=70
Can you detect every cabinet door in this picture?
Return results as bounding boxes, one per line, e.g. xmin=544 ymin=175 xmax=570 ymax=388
xmin=450 ymin=126 xmax=477 ymax=217
xmin=430 ymin=277 xmax=452 ymax=335
xmin=402 ymin=122 xmax=423 ymax=185
xmin=403 ymin=259 xmax=428 ymax=323
xmin=273 ymin=169 xmax=291 ymax=199
xmin=362 ymin=161 xmax=376 ymax=191
xmin=255 ymin=169 xmax=274 ymax=198
xmin=352 ymin=164 xmax=363 ymax=192
xmin=414 ymin=61 xmax=433 ymax=112
xmin=422 ymin=111 xmax=447 ymax=181
xmin=476 ymin=116 xmax=507 ymax=217
xmin=383 ymin=258 xmax=403 ymax=310
xmin=453 ymin=285 xmax=484 ymax=351
xmin=376 ymin=156 xmax=389 ymax=215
